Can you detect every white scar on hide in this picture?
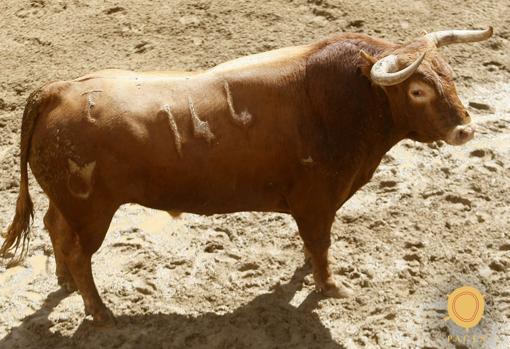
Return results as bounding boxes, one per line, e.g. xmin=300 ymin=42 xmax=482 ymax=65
xmin=162 ymin=104 xmax=183 ymax=156
xmin=301 ymin=156 xmax=314 ymax=165
xmin=223 ymin=81 xmax=252 ymax=126
xmin=81 ymin=90 xmax=103 ymax=121
xmin=67 ymin=159 xmax=96 ymax=199
xmin=188 ymin=96 xmax=215 ymax=143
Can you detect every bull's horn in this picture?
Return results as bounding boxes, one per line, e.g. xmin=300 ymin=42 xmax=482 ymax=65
xmin=425 ymin=27 xmax=493 ymax=47
xmin=370 ymin=52 xmax=426 ymax=86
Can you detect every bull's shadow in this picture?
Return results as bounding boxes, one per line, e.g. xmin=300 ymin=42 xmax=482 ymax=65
xmin=0 ymin=266 xmax=347 ymax=349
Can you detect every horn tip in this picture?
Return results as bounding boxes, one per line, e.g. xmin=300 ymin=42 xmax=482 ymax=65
xmin=487 ymin=26 xmax=494 ymax=37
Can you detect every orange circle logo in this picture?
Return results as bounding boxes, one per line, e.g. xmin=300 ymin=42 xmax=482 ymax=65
xmin=445 ymin=286 xmax=485 ymax=329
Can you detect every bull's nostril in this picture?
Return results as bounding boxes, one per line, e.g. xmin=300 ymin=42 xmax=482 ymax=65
xmin=447 ymin=125 xmax=474 ymax=145
xmin=458 ymin=127 xmax=474 ymax=140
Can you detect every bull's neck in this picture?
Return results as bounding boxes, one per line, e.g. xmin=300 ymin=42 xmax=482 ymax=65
xmin=326 ymin=91 xmax=404 ymax=170
xmin=303 ymin=40 xmax=407 ymax=172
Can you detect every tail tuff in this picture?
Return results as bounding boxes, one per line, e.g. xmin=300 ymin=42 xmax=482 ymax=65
xmin=1 ymin=89 xmax=42 ymax=261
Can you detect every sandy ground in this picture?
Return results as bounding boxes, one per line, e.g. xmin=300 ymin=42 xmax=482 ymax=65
xmin=0 ymin=0 xmax=509 ymax=348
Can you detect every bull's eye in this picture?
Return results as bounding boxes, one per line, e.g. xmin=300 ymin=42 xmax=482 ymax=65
xmin=408 ymin=81 xmax=435 ymax=103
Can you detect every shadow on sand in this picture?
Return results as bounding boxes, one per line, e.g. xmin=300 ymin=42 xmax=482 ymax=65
xmin=0 ymin=266 xmax=347 ymax=349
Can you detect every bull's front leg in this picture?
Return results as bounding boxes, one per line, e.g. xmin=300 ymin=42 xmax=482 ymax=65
xmin=292 ymin=210 xmax=352 ymax=298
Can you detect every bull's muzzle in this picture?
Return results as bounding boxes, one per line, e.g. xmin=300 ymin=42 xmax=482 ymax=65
xmin=445 ymin=124 xmax=475 ymax=145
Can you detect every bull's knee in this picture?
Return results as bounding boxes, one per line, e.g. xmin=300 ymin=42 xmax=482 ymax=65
xmin=301 ymin=238 xmax=331 ymax=266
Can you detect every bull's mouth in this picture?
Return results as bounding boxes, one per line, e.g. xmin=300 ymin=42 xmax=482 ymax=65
xmin=444 ymin=124 xmax=475 ymax=146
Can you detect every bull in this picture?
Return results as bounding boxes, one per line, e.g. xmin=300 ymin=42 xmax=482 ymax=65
xmin=1 ymin=27 xmax=493 ymax=323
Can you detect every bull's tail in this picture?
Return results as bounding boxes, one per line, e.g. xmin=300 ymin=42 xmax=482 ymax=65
xmin=1 ymin=89 xmax=43 ymax=261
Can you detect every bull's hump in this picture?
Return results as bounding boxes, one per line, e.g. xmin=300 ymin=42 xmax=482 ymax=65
xmin=207 ymin=44 xmax=314 ymax=74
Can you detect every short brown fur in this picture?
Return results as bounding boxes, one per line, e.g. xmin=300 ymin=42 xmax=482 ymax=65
xmin=2 ymin=32 xmax=479 ymax=322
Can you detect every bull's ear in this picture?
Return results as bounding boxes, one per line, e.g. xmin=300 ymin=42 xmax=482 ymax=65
xmin=359 ymin=50 xmax=377 ymax=79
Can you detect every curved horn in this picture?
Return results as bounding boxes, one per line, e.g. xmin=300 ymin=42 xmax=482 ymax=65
xmin=425 ymin=27 xmax=493 ymax=47
xmin=370 ymin=52 xmax=426 ymax=86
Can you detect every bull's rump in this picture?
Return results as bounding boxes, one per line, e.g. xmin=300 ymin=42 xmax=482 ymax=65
xmin=29 ymin=77 xmax=300 ymax=215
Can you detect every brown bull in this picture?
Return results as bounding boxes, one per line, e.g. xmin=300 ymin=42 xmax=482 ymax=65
xmin=1 ymin=27 xmax=492 ymax=323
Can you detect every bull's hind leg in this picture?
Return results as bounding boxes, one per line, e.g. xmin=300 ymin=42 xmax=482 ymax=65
xmin=50 ymin=203 xmax=117 ymax=323
xmin=64 ymin=234 xmax=113 ymax=323
xmin=43 ymin=202 xmax=77 ymax=292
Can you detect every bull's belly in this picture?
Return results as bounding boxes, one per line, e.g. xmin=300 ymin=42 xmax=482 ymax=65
xmin=126 ymin=166 xmax=292 ymax=215
xmin=137 ymin=192 xmax=290 ymax=216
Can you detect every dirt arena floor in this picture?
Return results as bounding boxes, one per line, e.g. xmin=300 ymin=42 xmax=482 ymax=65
xmin=0 ymin=0 xmax=509 ymax=348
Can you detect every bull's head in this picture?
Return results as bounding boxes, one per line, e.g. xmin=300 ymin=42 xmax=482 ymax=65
xmin=361 ymin=27 xmax=493 ymax=145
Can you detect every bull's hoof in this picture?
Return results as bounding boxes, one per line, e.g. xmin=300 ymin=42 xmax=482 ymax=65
xmin=318 ymin=279 xmax=353 ymax=298
xmin=87 ymin=306 xmax=116 ymax=326
xmin=57 ymin=275 xmax=77 ymax=293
